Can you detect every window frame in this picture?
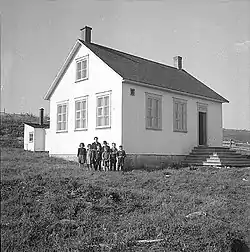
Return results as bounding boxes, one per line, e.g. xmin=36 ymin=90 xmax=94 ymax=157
xmin=29 ymin=132 xmax=34 ymax=143
xmin=56 ymin=101 xmax=68 ymax=133
xmin=145 ymin=92 xmax=162 ymax=130
xmin=75 ymin=96 xmax=88 ymax=131
xmin=173 ymin=97 xmax=187 ymax=133
xmin=96 ymin=92 xmax=111 ymax=129
xmin=75 ymin=55 xmax=89 ymax=82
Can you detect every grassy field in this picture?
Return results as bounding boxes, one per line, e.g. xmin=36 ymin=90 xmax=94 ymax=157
xmin=1 ymin=148 xmax=250 ymax=251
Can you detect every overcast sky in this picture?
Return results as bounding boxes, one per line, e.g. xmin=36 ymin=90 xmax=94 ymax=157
xmin=1 ymin=0 xmax=250 ymax=130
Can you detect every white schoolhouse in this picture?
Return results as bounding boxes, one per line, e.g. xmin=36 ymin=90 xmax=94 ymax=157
xmin=44 ymin=26 xmax=228 ymax=167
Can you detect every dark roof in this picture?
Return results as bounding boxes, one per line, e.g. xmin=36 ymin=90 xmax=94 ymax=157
xmin=80 ymin=40 xmax=228 ymax=103
xmin=24 ymin=122 xmax=49 ymax=129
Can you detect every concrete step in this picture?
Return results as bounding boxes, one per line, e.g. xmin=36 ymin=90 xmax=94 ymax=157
xmin=185 ymin=156 xmax=250 ymax=162
xmin=187 ymin=153 xmax=242 ymax=158
xmin=183 ymin=162 xmax=250 ymax=167
xmin=191 ymin=149 xmax=237 ymax=154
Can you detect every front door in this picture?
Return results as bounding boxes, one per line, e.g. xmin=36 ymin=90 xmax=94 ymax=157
xmin=198 ymin=111 xmax=207 ymax=145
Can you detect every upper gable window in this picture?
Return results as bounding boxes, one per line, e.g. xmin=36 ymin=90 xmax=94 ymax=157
xmin=76 ymin=56 xmax=88 ymax=82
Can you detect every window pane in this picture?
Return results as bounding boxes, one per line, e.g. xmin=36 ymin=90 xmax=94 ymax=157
xmin=63 ymin=122 xmax=66 ymax=130
xmin=147 ymin=108 xmax=152 ymax=117
xmin=155 ymin=99 xmax=159 ymax=118
xmin=76 ymin=111 xmax=81 ymax=119
xmin=97 ymin=107 xmax=103 ymax=116
xmin=82 ymin=119 xmax=86 ymax=128
xmin=148 ymin=97 xmax=152 ymax=108
xmin=76 ymin=120 xmax=80 ymax=129
xmin=82 ymin=60 xmax=87 ymax=69
xmin=104 ymin=96 xmax=109 ymax=106
xmin=97 ymin=97 xmax=103 ymax=107
xmin=97 ymin=117 xmax=103 ymax=126
xmin=76 ymin=101 xmax=80 ymax=111
xmin=62 ymin=114 xmax=66 ymax=122
xmin=58 ymin=105 xmax=62 ymax=114
xmin=77 ymin=61 xmax=81 ymax=71
xmin=58 ymin=114 xmax=62 ymax=122
xmin=154 ymin=117 xmax=159 ymax=128
xmin=82 ymin=69 xmax=87 ymax=79
xmin=76 ymin=70 xmax=81 ymax=80
xmin=104 ymin=106 xmax=109 ymax=116
xmin=81 ymin=110 xmax=86 ymax=119
xmin=57 ymin=123 xmax=61 ymax=131
xmin=104 ymin=116 xmax=109 ymax=126
xmin=62 ymin=105 xmax=67 ymax=113
xmin=82 ymin=100 xmax=86 ymax=109
xmin=147 ymin=117 xmax=152 ymax=128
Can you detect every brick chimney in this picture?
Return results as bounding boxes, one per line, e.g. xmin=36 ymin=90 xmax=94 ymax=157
xmin=80 ymin=26 xmax=92 ymax=43
xmin=39 ymin=108 xmax=44 ymax=125
xmin=173 ymin=56 xmax=182 ymax=70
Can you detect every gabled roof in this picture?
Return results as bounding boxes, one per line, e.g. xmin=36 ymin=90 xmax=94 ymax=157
xmin=80 ymin=40 xmax=228 ymax=103
xmin=24 ymin=122 xmax=49 ymax=129
xmin=44 ymin=39 xmax=228 ymax=103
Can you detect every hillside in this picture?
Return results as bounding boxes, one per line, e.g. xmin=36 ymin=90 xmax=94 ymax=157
xmin=223 ymin=129 xmax=250 ymax=143
xmin=1 ymin=148 xmax=249 ymax=251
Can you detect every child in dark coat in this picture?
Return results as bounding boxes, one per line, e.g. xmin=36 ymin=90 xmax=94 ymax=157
xmin=102 ymin=146 xmax=110 ymax=172
xmin=110 ymin=143 xmax=118 ymax=171
xmin=117 ymin=145 xmax=126 ymax=171
xmin=94 ymin=145 xmax=102 ymax=171
xmin=77 ymin=143 xmax=86 ymax=168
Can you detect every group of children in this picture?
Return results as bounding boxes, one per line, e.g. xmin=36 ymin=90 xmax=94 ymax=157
xmin=77 ymin=137 xmax=126 ymax=171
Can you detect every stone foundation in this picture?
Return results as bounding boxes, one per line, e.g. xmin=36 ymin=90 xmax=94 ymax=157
xmin=124 ymin=154 xmax=186 ymax=170
xmin=50 ymin=153 xmax=186 ymax=170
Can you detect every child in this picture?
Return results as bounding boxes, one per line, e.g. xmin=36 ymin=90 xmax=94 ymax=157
xmin=86 ymin=144 xmax=94 ymax=171
xmin=102 ymin=141 xmax=110 ymax=153
xmin=77 ymin=143 xmax=86 ymax=168
xmin=102 ymin=146 xmax=110 ymax=171
xmin=110 ymin=143 xmax=118 ymax=171
xmin=117 ymin=145 xmax=126 ymax=171
xmin=94 ymin=145 xmax=102 ymax=171
xmin=92 ymin=136 xmax=102 ymax=150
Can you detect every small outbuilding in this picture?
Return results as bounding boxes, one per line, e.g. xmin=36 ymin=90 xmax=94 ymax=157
xmin=23 ymin=108 xmax=49 ymax=152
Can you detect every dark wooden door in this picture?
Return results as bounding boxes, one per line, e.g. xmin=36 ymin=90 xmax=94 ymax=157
xmin=198 ymin=112 xmax=207 ymax=145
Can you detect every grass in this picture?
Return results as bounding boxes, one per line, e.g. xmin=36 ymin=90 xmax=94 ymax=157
xmin=1 ymin=148 xmax=250 ymax=251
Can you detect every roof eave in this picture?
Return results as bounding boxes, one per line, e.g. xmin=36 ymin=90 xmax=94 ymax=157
xmin=123 ymin=79 xmax=229 ymax=103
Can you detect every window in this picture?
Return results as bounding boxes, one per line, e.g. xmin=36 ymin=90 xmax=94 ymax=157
xmin=173 ymin=98 xmax=187 ymax=132
xmin=57 ymin=103 xmax=68 ymax=132
xmin=76 ymin=56 xmax=88 ymax=81
xmin=96 ymin=93 xmax=111 ymax=128
xmin=29 ymin=132 xmax=34 ymax=142
xmin=145 ymin=93 xmax=162 ymax=130
xmin=75 ymin=98 xmax=88 ymax=130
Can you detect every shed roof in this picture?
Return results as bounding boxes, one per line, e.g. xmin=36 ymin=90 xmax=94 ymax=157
xmin=24 ymin=122 xmax=49 ymax=129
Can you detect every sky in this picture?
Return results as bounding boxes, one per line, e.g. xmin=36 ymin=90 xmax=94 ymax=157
xmin=1 ymin=0 xmax=250 ymax=130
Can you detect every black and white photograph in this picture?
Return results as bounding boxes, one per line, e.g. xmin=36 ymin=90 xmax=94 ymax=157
xmin=1 ymin=0 xmax=250 ymax=251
